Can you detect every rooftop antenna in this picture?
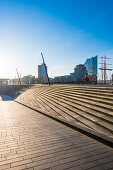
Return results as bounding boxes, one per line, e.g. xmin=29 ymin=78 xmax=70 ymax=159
xmin=41 ymin=53 xmax=50 ymax=85
xmin=16 ymin=68 xmax=21 ymax=85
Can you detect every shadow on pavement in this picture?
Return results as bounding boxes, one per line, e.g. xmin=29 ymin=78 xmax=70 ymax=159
xmin=0 ymin=95 xmax=13 ymax=101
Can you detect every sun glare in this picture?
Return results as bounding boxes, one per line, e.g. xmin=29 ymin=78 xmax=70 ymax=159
xmin=0 ymin=56 xmax=11 ymax=78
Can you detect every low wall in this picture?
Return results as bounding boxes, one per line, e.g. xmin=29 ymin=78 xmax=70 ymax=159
xmin=0 ymin=85 xmax=32 ymax=98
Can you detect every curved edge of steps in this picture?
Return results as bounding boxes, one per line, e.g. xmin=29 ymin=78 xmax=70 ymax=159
xmin=15 ymin=85 xmax=113 ymax=147
xmin=15 ymin=100 xmax=113 ymax=148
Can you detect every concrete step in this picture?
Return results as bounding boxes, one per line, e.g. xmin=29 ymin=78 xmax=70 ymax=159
xmin=36 ymin=88 xmax=113 ymax=106
xmin=44 ymin=88 xmax=113 ymax=101
xmin=22 ymin=87 xmax=113 ymax=120
xmin=42 ymin=89 xmax=113 ymax=112
xmin=27 ymin=87 xmax=113 ymax=119
xmin=34 ymin=89 xmax=113 ymax=118
xmin=32 ymin=94 xmax=74 ymax=122
xmin=43 ymin=88 xmax=113 ymax=106
xmin=38 ymin=92 xmax=113 ymax=134
xmin=31 ymin=95 xmax=60 ymax=117
xmin=29 ymin=90 xmax=112 ymax=135
xmin=36 ymin=86 xmax=113 ymax=96
xmin=40 ymin=92 xmax=113 ymax=124
xmin=15 ymin=85 xmax=113 ymax=138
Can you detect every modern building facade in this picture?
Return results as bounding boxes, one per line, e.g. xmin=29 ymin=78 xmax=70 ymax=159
xmin=38 ymin=65 xmax=41 ymax=80
xmin=53 ymin=56 xmax=98 ymax=84
xmin=38 ymin=63 xmax=48 ymax=83
xmin=70 ymin=72 xmax=86 ymax=82
xmin=53 ymin=75 xmax=70 ymax=83
xmin=74 ymin=64 xmax=86 ymax=73
xmin=70 ymin=64 xmax=87 ymax=82
xmin=0 ymin=78 xmax=9 ymax=85
xmin=9 ymin=75 xmax=36 ymax=85
xmin=84 ymin=56 xmax=97 ymax=82
xmin=22 ymin=75 xmax=36 ymax=84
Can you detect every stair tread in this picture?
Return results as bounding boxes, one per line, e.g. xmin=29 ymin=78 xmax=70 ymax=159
xmin=37 ymin=93 xmax=113 ymax=132
xmin=40 ymin=92 xmax=113 ymax=118
xmin=16 ymin=85 xmax=113 ymax=138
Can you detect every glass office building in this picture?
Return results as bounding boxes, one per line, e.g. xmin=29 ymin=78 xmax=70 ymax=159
xmin=54 ymin=75 xmax=70 ymax=83
xmin=84 ymin=56 xmax=97 ymax=76
xmin=53 ymin=56 xmax=98 ymax=83
xmin=41 ymin=64 xmax=47 ymax=79
xmin=38 ymin=63 xmax=48 ymax=83
xmin=84 ymin=56 xmax=97 ymax=83
xmin=70 ymin=71 xmax=86 ymax=82
xmin=70 ymin=56 xmax=97 ymax=83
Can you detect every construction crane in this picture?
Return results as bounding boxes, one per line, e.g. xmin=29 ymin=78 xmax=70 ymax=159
xmin=16 ymin=68 xmax=21 ymax=85
xmin=41 ymin=53 xmax=50 ymax=85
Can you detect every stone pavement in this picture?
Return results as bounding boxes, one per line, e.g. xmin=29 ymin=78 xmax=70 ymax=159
xmin=0 ymin=101 xmax=113 ymax=170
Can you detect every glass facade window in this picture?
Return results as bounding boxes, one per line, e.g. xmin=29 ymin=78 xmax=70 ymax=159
xmin=38 ymin=63 xmax=48 ymax=82
xmin=53 ymin=56 xmax=98 ymax=83
xmin=70 ymin=72 xmax=86 ymax=82
xmin=54 ymin=75 xmax=70 ymax=83
xmin=84 ymin=56 xmax=97 ymax=76
xmin=41 ymin=63 xmax=48 ymax=82
xmin=74 ymin=64 xmax=86 ymax=73
xmin=38 ymin=65 xmax=41 ymax=79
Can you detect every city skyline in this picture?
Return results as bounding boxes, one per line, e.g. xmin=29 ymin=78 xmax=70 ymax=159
xmin=0 ymin=0 xmax=113 ymax=79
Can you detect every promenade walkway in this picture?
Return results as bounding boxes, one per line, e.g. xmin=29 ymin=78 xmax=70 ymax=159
xmin=0 ymin=101 xmax=113 ymax=170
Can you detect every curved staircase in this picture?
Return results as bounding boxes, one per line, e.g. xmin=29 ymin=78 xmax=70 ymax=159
xmin=15 ymin=85 xmax=113 ymax=138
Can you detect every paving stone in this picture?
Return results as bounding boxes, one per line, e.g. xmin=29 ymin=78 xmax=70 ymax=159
xmin=7 ymin=164 xmax=26 ymax=170
xmin=0 ymin=101 xmax=113 ymax=170
xmin=0 ymin=163 xmax=10 ymax=170
xmin=11 ymin=159 xmax=32 ymax=167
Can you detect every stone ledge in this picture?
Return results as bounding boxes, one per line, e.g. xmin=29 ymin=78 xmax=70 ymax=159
xmin=15 ymin=100 xmax=113 ymax=148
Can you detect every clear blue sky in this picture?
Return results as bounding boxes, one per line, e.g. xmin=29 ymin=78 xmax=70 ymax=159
xmin=0 ymin=0 xmax=113 ymax=79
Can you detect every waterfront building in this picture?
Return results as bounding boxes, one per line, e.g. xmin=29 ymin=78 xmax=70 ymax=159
xmin=22 ymin=75 xmax=35 ymax=84
xmin=70 ymin=64 xmax=87 ymax=82
xmin=74 ymin=64 xmax=86 ymax=73
xmin=38 ymin=63 xmax=48 ymax=83
xmin=38 ymin=65 xmax=41 ymax=80
xmin=84 ymin=56 xmax=97 ymax=82
xmin=70 ymin=56 xmax=97 ymax=83
xmin=70 ymin=71 xmax=86 ymax=82
xmin=0 ymin=78 xmax=9 ymax=85
xmin=8 ymin=78 xmax=20 ymax=85
xmin=53 ymin=56 xmax=98 ymax=84
xmin=9 ymin=75 xmax=36 ymax=85
xmin=54 ymin=75 xmax=70 ymax=83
